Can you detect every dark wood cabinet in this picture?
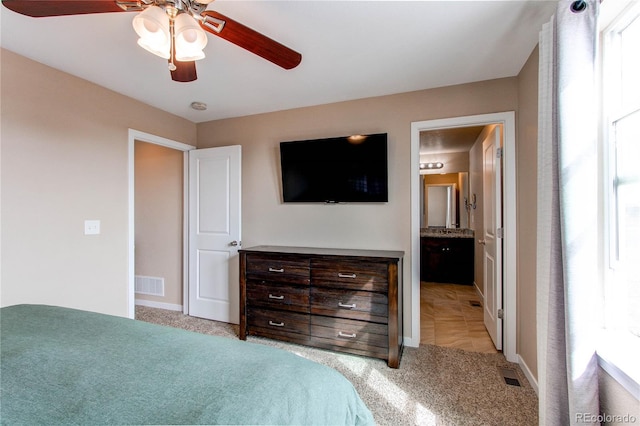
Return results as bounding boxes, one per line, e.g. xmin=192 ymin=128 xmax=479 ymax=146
xmin=420 ymin=237 xmax=474 ymax=284
xmin=239 ymin=246 xmax=404 ymax=368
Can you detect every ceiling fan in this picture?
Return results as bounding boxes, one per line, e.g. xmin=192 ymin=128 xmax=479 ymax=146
xmin=2 ymin=0 xmax=302 ymax=82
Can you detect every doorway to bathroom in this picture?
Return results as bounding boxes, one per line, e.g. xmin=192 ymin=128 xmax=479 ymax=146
xmin=410 ymin=112 xmax=517 ymax=362
xmin=418 ymin=125 xmax=496 ymax=354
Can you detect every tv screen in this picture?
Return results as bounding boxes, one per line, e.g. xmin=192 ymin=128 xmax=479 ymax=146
xmin=280 ymin=133 xmax=388 ymax=203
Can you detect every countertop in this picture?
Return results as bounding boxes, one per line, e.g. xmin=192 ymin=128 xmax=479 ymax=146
xmin=420 ymin=228 xmax=474 ymax=238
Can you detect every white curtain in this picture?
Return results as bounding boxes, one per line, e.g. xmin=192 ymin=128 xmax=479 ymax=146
xmin=537 ymin=1 xmax=600 ymax=425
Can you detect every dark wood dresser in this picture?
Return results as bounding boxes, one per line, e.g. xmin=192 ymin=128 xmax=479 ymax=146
xmin=239 ymin=246 xmax=404 ymax=368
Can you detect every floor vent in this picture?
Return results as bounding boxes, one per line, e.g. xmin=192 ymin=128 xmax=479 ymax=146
xmin=499 ymin=367 xmax=522 ymax=387
xmin=135 ymin=275 xmax=165 ymax=297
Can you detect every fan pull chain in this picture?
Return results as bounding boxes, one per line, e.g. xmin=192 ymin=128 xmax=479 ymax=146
xmin=168 ymin=18 xmax=177 ymax=71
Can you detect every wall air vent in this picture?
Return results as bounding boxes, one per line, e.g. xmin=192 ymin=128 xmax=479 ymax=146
xmin=135 ymin=275 xmax=165 ymax=297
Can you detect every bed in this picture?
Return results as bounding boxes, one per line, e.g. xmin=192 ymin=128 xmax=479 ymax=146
xmin=0 ymin=304 xmax=374 ymax=425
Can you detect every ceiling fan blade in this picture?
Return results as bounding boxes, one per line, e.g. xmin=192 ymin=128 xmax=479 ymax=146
xmin=2 ymin=0 xmax=127 ymax=17
xmin=200 ymin=11 xmax=302 ymax=70
xmin=170 ymin=59 xmax=197 ymax=83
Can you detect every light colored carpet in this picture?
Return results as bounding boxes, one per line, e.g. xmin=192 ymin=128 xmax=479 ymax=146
xmin=136 ymin=305 xmax=538 ymax=425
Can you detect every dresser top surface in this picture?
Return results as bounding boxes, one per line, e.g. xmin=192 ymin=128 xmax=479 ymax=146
xmin=240 ymin=245 xmax=404 ymax=261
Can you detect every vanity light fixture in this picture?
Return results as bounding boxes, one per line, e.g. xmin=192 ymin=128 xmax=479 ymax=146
xmin=419 ymin=162 xmax=444 ymax=170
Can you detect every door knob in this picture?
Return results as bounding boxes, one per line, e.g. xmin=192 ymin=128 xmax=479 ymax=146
xmin=478 ymin=239 xmax=486 ymax=245
xmin=230 ymin=240 xmax=240 ymax=247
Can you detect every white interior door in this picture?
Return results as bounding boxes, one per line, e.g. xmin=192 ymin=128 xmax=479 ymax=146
xmin=482 ymin=126 xmax=503 ymax=350
xmin=188 ymin=145 xmax=241 ymax=324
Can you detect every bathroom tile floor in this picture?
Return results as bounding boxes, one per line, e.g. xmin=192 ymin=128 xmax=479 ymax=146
xmin=420 ymin=281 xmax=498 ymax=353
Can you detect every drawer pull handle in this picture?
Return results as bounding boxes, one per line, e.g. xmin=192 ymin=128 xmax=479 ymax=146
xmin=268 ymin=267 xmax=285 ymax=273
xmin=338 ymin=273 xmax=357 ymax=279
xmin=338 ymin=302 xmax=357 ymax=309
xmin=338 ymin=331 xmax=357 ymax=339
xmin=268 ymin=294 xmax=285 ymax=300
xmin=269 ymin=321 xmax=285 ymax=327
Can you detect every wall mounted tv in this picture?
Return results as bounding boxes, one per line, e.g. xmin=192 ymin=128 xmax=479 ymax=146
xmin=280 ymin=133 xmax=388 ymax=203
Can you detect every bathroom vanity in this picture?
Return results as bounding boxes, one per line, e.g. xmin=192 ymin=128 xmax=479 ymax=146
xmin=420 ymin=228 xmax=474 ymax=285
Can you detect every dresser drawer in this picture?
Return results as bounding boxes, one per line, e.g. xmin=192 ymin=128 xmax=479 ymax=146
xmin=311 ymin=259 xmax=388 ymax=292
xmin=246 ymin=281 xmax=309 ymax=313
xmin=246 ymin=254 xmax=310 ymax=285
xmin=311 ymin=288 xmax=388 ymax=323
xmin=247 ymin=308 xmax=310 ymax=338
xmin=311 ymin=316 xmax=388 ymax=350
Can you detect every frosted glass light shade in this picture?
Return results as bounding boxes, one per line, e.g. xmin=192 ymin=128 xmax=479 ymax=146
xmin=174 ymin=13 xmax=208 ymax=61
xmin=133 ymin=6 xmax=170 ymax=59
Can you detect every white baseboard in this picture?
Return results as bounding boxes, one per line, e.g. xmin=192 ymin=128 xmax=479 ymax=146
xmin=518 ymin=355 xmax=539 ymax=395
xmin=473 ymin=281 xmax=483 ymax=300
xmin=135 ymin=299 xmax=182 ymax=312
xmin=403 ymin=336 xmax=420 ymax=348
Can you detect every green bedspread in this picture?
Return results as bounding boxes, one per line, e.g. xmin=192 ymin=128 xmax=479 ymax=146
xmin=0 ymin=305 xmax=374 ymax=425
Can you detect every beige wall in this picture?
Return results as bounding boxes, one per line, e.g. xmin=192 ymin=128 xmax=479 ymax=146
xmin=516 ymin=45 xmax=540 ymax=379
xmin=422 ymin=173 xmax=459 ymax=186
xmin=196 ymin=78 xmax=519 ymax=347
xmin=134 ymin=142 xmax=183 ymax=307
xmin=0 ymin=49 xmax=196 ymax=317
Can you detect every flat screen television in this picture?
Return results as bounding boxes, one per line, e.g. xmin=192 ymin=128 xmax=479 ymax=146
xmin=280 ymin=133 xmax=388 ymax=203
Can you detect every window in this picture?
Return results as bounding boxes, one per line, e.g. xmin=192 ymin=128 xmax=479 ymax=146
xmin=598 ymin=0 xmax=640 ymax=397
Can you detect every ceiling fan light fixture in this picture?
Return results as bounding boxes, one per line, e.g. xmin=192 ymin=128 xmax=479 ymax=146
xmin=174 ymin=13 xmax=208 ymax=61
xmin=133 ymin=6 xmax=171 ymax=59
xmin=176 ymin=49 xmax=205 ymax=62
xmin=136 ymin=37 xmax=171 ymax=59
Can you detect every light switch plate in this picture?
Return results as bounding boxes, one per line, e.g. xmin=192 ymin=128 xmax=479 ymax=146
xmin=84 ymin=220 xmax=100 ymax=235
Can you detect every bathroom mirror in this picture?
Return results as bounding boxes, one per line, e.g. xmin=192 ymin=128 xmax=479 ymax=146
xmin=421 ymin=172 xmax=469 ymax=228
xmin=426 ymin=184 xmax=456 ymax=227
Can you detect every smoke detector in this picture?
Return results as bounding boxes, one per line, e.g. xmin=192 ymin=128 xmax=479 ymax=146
xmin=190 ymin=101 xmax=207 ymax=111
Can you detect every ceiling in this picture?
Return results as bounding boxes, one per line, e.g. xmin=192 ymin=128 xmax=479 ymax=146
xmin=0 ymin=1 xmax=557 ymax=124
xmin=420 ymin=126 xmax=485 ymax=154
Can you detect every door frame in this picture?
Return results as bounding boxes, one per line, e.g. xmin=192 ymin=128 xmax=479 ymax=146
xmin=127 ymin=129 xmax=195 ymax=319
xmin=410 ymin=112 xmax=517 ymax=362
